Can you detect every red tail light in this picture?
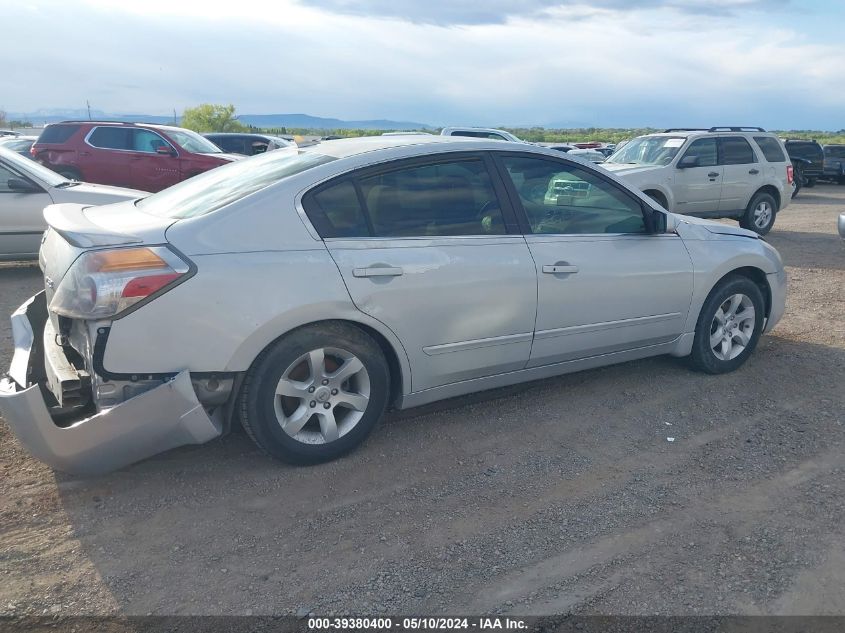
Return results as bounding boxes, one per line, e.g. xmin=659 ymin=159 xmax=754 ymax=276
xmin=787 ymin=165 xmax=794 ymax=184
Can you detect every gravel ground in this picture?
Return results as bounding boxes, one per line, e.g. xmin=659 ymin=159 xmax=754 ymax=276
xmin=0 ymin=186 xmax=843 ymax=617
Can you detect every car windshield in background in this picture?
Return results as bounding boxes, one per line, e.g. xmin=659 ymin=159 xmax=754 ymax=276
xmin=606 ymin=136 xmax=685 ymax=166
xmin=166 ymin=129 xmax=225 ymax=154
xmin=0 ymin=146 xmax=65 ymax=187
xmin=137 ymin=149 xmax=335 ymax=219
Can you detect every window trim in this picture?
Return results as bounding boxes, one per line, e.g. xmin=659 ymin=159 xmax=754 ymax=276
xmin=717 ymin=135 xmax=758 ymax=166
xmin=489 ymin=150 xmax=661 ymax=236
xmin=302 ymin=151 xmax=521 ymax=239
xmin=84 ymin=126 xmax=179 ymax=157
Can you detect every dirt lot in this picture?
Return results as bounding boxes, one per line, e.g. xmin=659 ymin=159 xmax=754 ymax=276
xmin=1 ymin=186 xmax=843 ymax=617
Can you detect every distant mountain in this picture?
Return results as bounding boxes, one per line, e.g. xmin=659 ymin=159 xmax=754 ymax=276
xmin=8 ymin=109 xmax=432 ymax=130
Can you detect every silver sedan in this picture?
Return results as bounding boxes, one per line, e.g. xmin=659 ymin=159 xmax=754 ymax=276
xmin=0 ymin=137 xmax=786 ymax=474
xmin=0 ymin=147 xmax=146 ymax=260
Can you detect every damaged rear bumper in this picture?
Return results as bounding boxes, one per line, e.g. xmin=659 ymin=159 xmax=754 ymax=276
xmin=0 ymin=292 xmax=222 ymax=476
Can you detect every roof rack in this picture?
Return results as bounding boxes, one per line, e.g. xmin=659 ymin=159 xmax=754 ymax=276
xmin=663 ymin=126 xmax=767 ymax=133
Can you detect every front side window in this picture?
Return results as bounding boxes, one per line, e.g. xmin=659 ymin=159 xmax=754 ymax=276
xmin=501 ymin=155 xmax=647 ymax=235
xmin=165 ymin=129 xmax=223 ymax=154
xmin=359 ymin=158 xmax=506 ymax=237
xmin=719 ymin=136 xmax=756 ymax=165
xmin=0 ymin=162 xmax=21 ymax=193
xmin=132 ymin=129 xmax=172 ymax=153
xmin=680 ymin=138 xmax=717 ymax=167
xmin=88 ymin=126 xmax=132 ymax=150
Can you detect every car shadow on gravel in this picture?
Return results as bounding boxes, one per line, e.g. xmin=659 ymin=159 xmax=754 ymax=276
xmin=765 ymin=229 xmax=844 ymax=271
xmin=43 ymin=333 xmax=845 ymax=615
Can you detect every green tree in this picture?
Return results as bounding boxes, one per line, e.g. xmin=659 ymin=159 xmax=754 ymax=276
xmin=181 ymin=104 xmax=247 ymax=133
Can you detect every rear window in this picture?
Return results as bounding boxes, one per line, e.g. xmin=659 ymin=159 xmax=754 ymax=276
xmin=825 ymin=146 xmax=845 ymax=159
xmin=786 ymin=142 xmax=823 ymax=158
xmin=37 ymin=124 xmax=80 ymax=144
xmin=753 ymin=136 xmax=786 ymax=163
xmin=137 ymin=148 xmax=335 ymax=219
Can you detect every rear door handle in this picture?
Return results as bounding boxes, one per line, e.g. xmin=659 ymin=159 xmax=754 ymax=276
xmin=749 ymin=168 xmax=760 ymax=175
xmin=352 ymin=266 xmax=403 ymax=278
xmin=542 ymin=264 xmax=579 ymax=274
xmin=707 ymin=172 xmax=720 ymax=178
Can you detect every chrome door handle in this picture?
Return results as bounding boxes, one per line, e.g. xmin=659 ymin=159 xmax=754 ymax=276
xmin=352 ymin=266 xmax=403 ymax=278
xmin=542 ymin=264 xmax=579 ymax=274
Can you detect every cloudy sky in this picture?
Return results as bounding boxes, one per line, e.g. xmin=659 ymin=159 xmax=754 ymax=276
xmin=3 ymin=0 xmax=844 ymax=129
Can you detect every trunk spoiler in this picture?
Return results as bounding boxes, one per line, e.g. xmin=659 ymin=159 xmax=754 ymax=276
xmin=43 ymin=204 xmax=142 ymax=248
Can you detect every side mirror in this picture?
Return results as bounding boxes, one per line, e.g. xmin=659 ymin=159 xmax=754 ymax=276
xmin=155 ymin=145 xmax=176 ymax=156
xmin=677 ymin=155 xmax=699 ymax=169
xmin=642 ymin=202 xmax=666 ymax=234
xmin=7 ymin=177 xmax=41 ymax=193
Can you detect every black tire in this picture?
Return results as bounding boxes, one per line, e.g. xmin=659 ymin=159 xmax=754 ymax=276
xmin=240 ymin=322 xmax=389 ymax=465
xmin=805 ymin=177 xmax=816 ymax=188
xmin=791 ymin=166 xmax=802 ymax=198
xmin=56 ymin=167 xmax=82 ymax=181
xmin=740 ymin=191 xmax=777 ymax=235
xmin=689 ymin=276 xmax=765 ymax=374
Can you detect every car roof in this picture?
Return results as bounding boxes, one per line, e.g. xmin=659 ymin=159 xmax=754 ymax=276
xmin=307 ymin=134 xmax=524 ymax=159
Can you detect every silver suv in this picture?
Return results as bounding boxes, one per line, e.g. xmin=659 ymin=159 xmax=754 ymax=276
xmin=603 ymin=127 xmax=793 ymax=235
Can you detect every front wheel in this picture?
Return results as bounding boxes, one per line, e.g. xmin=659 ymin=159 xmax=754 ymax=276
xmin=740 ymin=192 xmax=777 ymax=235
xmin=689 ymin=276 xmax=765 ymax=374
xmin=240 ymin=323 xmax=390 ymax=465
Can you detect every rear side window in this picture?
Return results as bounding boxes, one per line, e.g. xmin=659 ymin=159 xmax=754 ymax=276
xmin=37 ymin=124 xmax=80 ymax=144
xmin=88 ymin=126 xmax=132 ymax=150
xmin=360 ymin=158 xmax=505 ymax=237
xmin=753 ymin=136 xmax=786 ymax=163
xmin=307 ymin=180 xmax=370 ymax=237
xmin=719 ymin=137 xmax=756 ymax=165
xmin=303 ymin=157 xmax=507 ymax=238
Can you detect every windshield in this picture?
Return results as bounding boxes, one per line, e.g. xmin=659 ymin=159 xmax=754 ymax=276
xmin=0 ymin=146 xmax=66 ymax=186
xmin=137 ymin=148 xmax=336 ymax=219
xmin=165 ymin=128 xmax=224 ymax=154
xmin=606 ymin=136 xmax=686 ymax=166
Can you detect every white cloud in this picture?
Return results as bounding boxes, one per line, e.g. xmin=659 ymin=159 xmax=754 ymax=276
xmin=1 ymin=0 xmax=842 ymax=129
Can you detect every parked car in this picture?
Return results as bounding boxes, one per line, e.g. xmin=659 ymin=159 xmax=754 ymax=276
xmin=0 ymin=130 xmax=20 ymax=137
xmin=0 ymin=135 xmax=38 ymax=157
xmin=567 ymin=148 xmax=606 ymax=163
xmin=822 ymin=144 xmax=845 ymax=184
xmin=0 ymin=147 xmax=146 ymax=260
xmin=440 ymin=127 xmax=523 ymax=142
xmin=596 ymin=147 xmax=615 ymax=158
xmin=545 ymin=144 xmax=575 ymax=153
xmin=603 ymin=127 xmax=792 ymax=235
xmin=790 ymin=156 xmax=811 ymax=198
xmin=783 ymin=139 xmax=824 ymax=188
xmin=31 ymin=121 xmax=244 ymax=192
xmin=203 ymin=132 xmax=295 ymax=156
xmin=0 ymin=136 xmax=787 ymax=475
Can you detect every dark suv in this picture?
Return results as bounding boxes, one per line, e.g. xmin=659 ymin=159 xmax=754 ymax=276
xmin=204 ymin=133 xmax=294 ymax=156
xmin=823 ymin=144 xmax=845 ymax=183
xmin=31 ymin=121 xmax=243 ymax=192
xmin=784 ymin=139 xmax=824 ymax=188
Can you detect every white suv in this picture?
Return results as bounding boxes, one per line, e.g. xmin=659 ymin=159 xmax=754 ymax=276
xmin=603 ymin=127 xmax=792 ymax=235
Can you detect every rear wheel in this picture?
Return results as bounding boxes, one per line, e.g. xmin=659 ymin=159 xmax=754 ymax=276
xmin=740 ymin=192 xmax=777 ymax=235
xmin=805 ymin=177 xmax=816 ymax=188
xmin=689 ymin=276 xmax=765 ymax=374
xmin=240 ymin=323 xmax=390 ymax=465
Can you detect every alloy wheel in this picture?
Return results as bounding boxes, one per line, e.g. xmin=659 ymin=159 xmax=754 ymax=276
xmin=273 ymin=347 xmax=370 ymax=444
xmin=709 ymin=294 xmax=756 ymax=361
xmin=753 ymin=200 xmax=773 ymax=229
